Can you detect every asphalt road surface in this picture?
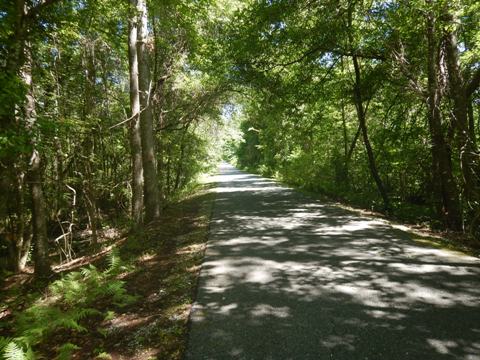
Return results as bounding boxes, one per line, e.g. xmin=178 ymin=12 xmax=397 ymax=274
xmin=185 ymin=163 xmax=480 ymax=360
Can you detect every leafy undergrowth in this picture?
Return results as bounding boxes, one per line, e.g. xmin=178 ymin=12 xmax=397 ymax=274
xmin=0 ymin=183 xmax=215 ymax=360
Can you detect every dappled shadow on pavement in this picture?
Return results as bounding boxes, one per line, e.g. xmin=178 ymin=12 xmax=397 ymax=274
xmin=185 ymin=164 xmax=480 ymax=360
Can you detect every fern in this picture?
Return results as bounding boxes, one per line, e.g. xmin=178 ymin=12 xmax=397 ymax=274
xmin=71 ymin=308 xmax=101 ymax=321
xmin=106 ymin=248 xmax=122 ymax=275
xmin=2 ymin=340 xmax=33 ymax=360
xmin=55 ymin=343 xmax=79 ymax=360
xmin=7 ymin=250 xmax=135 ymax=359
xmin=0 ymin=338 xmax=11 ymax=353
xmin=106 ymin=249 xmax=134 ymax=276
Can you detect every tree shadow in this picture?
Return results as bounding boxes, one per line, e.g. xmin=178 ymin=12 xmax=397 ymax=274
xmin=185 ymin=164 xmax=480 ymax=360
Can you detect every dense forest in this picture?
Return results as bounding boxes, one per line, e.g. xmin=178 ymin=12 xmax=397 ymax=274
xmin=0 ymin=0 xmax=479 ymax=358
xmin=0 ymin=0 xmax=230 ymax=277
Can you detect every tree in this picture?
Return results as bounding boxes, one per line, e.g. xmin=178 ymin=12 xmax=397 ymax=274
xmin=424 ymin=2 xmax=462 ymax=230
xmin=442 ymin=5 xmax=480 ymax=219
xmin=128 ymin=0 xmax=144 ymax=227
xmin=1 ymin=0 xmax=56 ymax=276
xmin=136 ymin=0 xmax=160 ymax=222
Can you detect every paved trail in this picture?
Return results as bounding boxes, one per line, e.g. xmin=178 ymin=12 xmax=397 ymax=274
xmin=185 ymin=164 xmax=480 ymax=360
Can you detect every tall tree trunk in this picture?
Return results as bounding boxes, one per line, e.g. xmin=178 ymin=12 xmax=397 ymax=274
xmin=340 ymin=56 xmax=350 ymax=186
xmin=22 ymin=44 xmax=52 ymax=277
xmin=137 ymin=0 xmax=160 ymax=222
xmin=425 ymin=9 xmax=462 ymax=230
xmin=351 ymin=55 xmax=390 ymax=212
xmin=1 ymin=0 xmax=29 ymax=273
xmin=2 ymin=0 xmax=57 ymax=275
xmin=83 ymin=43 xmax=99 ymax=244
xmin=128 ymin=0 xmax=144 ymax=227
xmin=443 ymin=12 xmax=479 ymax=210
xmin=346 ymin=6 xmax=389 ymax=211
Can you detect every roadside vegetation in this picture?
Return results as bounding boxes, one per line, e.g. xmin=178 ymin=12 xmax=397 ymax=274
xmin=223 ymin=0 xmax=480 ymax=243
xmin=0 ymin=184 xmax=214 ymax=359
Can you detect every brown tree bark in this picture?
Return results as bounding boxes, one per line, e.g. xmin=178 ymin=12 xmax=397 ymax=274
xmin=346 ymin=6 xmax=389 ymax=211
xmin=425 ymin=9 xmax=462 ymax=230
xmin=128 ymin=0 xmax=144 ymax=227
xmin=137 ymin=0 xmax=160 ymax=222
xmin=1 ymin=0 xmax=57 ymax=275
xmin=443 ymin=11 xmax=479 ymax=209
xmin=82 ymin=43 xmax=99 ymax=244
xmin=351 ymin=55 xmax=390 ymax=212
xmin=13 ymin=167 xmax=30 ymax=271
xmin=22 ymin=44 xmax=53 ymax=277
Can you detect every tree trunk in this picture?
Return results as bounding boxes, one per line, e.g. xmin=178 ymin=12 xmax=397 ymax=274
xmin=174 ymin=126 xmax=190 ymax=191
xmin=128 ymin=0 xmax=144 ymax=227
xmin=425 ymin=9 xmax=462 ymax=230
xmin=340 ymin=56 xmax=350 ymax=186
xmin=83 ymin=43 xmax=99 ymax=244
xmin=13 ymin=168 xmax=30 ymax=271
xmin=351 ymin=55 xmax=390 ymax=212
xmin=443 ymin=12 xmax=479 ymax=209
xmin=2 ymin=0 xmax=58 ymax=275
xmin=346 ymin=6 xmax=389 ymax=211
xmin=137 ymin=0 xmax=160 ymax=222
xmin=30 ymin=150 xmax=52 ymax=277
xmin=22 ymin=45 xmax=52 ymax=277
xmin=467 ymin=101 xmax=476 ymax=148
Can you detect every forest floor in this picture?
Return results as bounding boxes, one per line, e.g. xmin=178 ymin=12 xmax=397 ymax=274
xmin=0 ymin=182 xmax=215 ymax=360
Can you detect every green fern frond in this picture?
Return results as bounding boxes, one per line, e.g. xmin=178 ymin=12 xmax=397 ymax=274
xmin=3 ymin=341 xmax=28 ymax=360
xmin=81 ymin=265 xmax=100 ymax=279
xmin=24 ymin=348 xmax=34 ymax=360
xmin=55 ymin=318 xmax=86 ymax=333
xmin=56 ymin=343 xmax=79 ymax=360
xmin=104 ymin=281 xmax=123 ymax=295
xmin=71 ymin=308 xmax=101 ymax=321
xmin=106 ymin=248 xmax=121 ymax=275
xmin=7 ymin=250 xmax=135 ymax=360
xmin=80 ymin=266 xmax=92 ymax=278
xmin=0 ymin=337 xmax=12 ymax=352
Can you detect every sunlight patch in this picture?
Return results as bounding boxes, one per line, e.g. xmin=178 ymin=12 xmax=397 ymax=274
xmin=315 ymin=220 xmax=383 ymax=235
xmin=245 ymin=269 xmax=274 ymax=284
xmin=427 ymin=339 xmax=457 ymax=355
xmin=250 ymin=304 xmax=290 ymax=318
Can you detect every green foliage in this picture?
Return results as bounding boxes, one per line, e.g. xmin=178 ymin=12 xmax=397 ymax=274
xmin=94 ymin=352 xmax=112 ymax=360
xmin=56 ymin=343 xmax=80 ymax=360
xmin=0 ymin=338 xmax=34 ymax=360
xmin=2 ymin=250 xmax=135 ymax=359
xmin=3 ymin=342 xmax=27 ymax=360
xmin=227 ymin=0 xmax=480 ymax=227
